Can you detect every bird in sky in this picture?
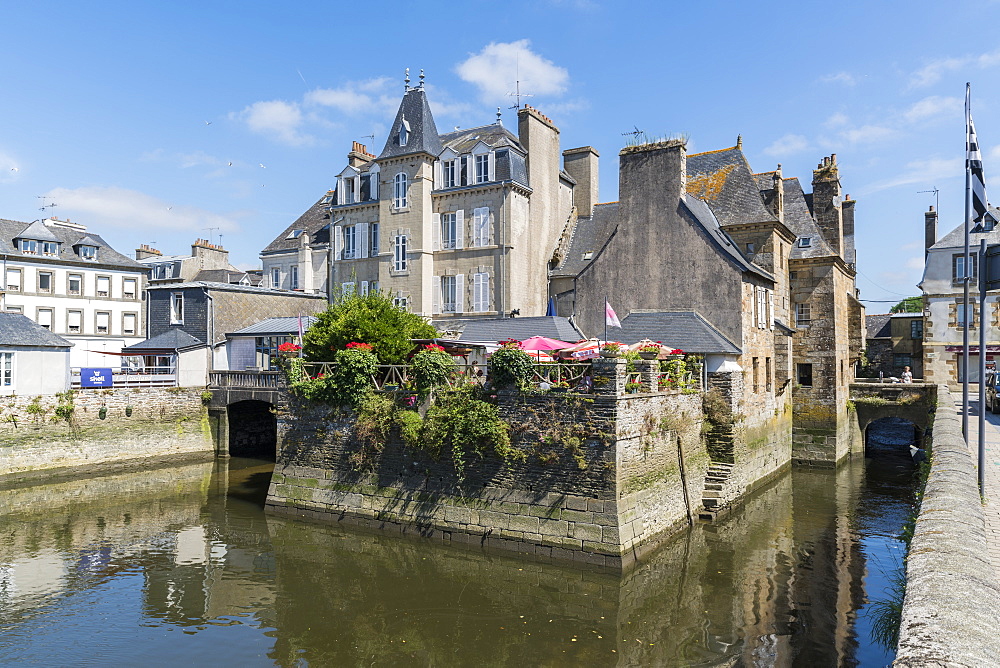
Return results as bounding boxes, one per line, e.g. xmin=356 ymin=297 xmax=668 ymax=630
xmin=10 ymin=167 xmax=18 ymax=172
xmin=167 ymin=206 xmax=173 ymax=211
xmin=259 ymin=163 xmax=266 ymax=169
xmin=227 ymin=161 xmax=233 ymax=166
xmin=205 ymin=121 xmax=212 ymax=126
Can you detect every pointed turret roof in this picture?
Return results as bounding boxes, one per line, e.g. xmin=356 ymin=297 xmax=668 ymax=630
xmin=378 ymin=87 xmax=443 ymax=160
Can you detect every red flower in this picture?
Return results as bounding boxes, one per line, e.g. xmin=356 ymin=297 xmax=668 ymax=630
xmin=278 ymin=342 xmax=302 ymax=353
xmin=424 ymin=343 xmax=446 ymax=352
xmin=670 ymin=348 xmax=684 ymax=355
xmin=346 ymin=342 xmax=373 ymax=352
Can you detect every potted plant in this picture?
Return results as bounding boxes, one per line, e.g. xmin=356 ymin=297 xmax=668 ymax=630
xmin=664 ymin=347 xmax=685 ymax=359
xmin=625 ymin=381 xmax=643 ymax=394
xmin=600 ymin=342 xmax=624 ymax=358
xmin=638 ymin=341 xmax=662 ymax=360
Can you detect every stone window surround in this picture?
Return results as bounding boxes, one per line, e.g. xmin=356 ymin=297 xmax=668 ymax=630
xmin=122 ymin=311 xmax=139 ymax=336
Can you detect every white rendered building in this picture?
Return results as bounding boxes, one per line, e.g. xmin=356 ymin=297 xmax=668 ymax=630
xmin=0 ymin=216 xmax=146 ymax=368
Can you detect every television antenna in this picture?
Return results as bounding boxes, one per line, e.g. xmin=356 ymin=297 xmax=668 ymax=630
xmin=359 ymin=134 xmax=375 ymax=149
xmin=507 ymin=80 xmax=533 ymax=110
xmin=204 ymin=227 xmax=219 ymax=245
xmin=918 ymin=187 xmax=940 ymax=213
xmin=622 ymin=126 xmax=645 ymax=142
xmin=36 ymin=196 xmax=58 ymax=212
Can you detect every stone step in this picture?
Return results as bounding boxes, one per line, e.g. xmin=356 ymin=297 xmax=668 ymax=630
xmin=702 ymin=498 xmax=719 ymax=508
xmin=704 ymin=483 xmax=723 ymax=491
xmin=702 ymin=490 xmax=721 ymax=499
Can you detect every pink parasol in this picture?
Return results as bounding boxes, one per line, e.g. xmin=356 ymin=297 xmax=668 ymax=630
xmin=518 ymin=336 xmax=573 ymax=351
xmin=556 ymin=339 xmax=622 ymax=360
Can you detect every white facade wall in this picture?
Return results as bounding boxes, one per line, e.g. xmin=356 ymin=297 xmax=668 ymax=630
xmin=0 ymin=347 xmax=71 ymax=395
xmin=0 ymin=261 xmax=145 ymax=368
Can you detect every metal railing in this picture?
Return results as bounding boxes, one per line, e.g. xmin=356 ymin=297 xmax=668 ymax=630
xmin=209 ymin=371 xmax=282 ymax=389
xmin=529 ymin=361 xmax=593 ymax=389
xmin=71 ymin=366 xmax=177 ymax=389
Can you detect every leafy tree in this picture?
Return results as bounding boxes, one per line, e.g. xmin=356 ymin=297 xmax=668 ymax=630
xmin=890 ymin=296 xmax=922 ymax=313
xmin=302 ymin=290 xmax=436 ymax=363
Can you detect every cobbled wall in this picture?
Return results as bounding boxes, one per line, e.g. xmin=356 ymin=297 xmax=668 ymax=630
xmin=0 ymin=388 xmax=214 ymax=479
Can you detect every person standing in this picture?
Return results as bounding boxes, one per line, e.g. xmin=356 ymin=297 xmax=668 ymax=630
xmin=901 ymin=366 xmax=913 ymax=383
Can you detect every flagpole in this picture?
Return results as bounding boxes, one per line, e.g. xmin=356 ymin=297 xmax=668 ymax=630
xmin=604 ymin=295 xmax=608 ymax=345
xmin=964 ymin=82 xmax=972 ymax=440
xmin=980 ymin=239 xmax=987 ymax=496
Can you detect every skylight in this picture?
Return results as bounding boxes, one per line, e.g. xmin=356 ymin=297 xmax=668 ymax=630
xmin=286 ymin=229 xmax=304 ymax=240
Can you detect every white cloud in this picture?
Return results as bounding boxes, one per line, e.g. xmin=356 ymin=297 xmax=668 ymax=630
xmin=824 ymin=112 xmax=850 ymax=128
xmin=821 ymin=72 xmax=856 ymax=86
xmin=860 ymin=156 xmax=962 ymax=194
xmin=910 ymin=49 xmax=1000 ymax=88
xmin=44 ymin=186 xmax=240 ymax=233
xmin=0 ymin=150 xmax=21 ymax=183
xmin=762 ymin=134 xmax=809 ymax=157
xmin=456 ymin=40 xmax=569 ymax=103
xmin=904 ymin=95 xmax=962 ymax=123
xmin=304 ymin=77 xmax=397 ymax=116
xmin=839 ymin=124 xmax=896 ymax=144
xmin=988 ymin=144 xmax=1000 ymax=162
xmin=230 ymin=100 xmax=313 ymax=146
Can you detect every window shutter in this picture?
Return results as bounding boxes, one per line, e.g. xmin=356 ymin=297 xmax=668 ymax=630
xmin=455 ymin=274 xmax=465 ymax=313
xmin=487 ymin=151 xmax=495 ymax=182
xmin=361 ymin=280 xmax=369 ymax=296
xmin=432 ymin=213 xmax=441 ymax=251
xmin=334 ymin=225 xmax=344 ymax=261
xmin=455 ymin=210 xmax=464 ymax=249
xmin=432 ymin=277 xmax=441 ymax=314
xmin=768 ymin=290 xmax=774 ymax=330
xmin=353 ymin=177 xmax=360 ymax=203
xmin=434 ymin=161 xmax=443 ymax=189
xmin=358 ymin=223 xmax=369 ymax=258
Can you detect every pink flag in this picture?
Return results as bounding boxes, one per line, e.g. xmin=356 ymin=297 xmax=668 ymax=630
xmin=605 ymin=300 xmax=621 ymax=328
xmin=297 ymin=314 xmax=304 ymax=346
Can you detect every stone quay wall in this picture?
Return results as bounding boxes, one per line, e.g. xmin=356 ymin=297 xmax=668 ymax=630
xmin=267 ymin=358 xmax=794 ymax=569
xmin=0 ymin=387 xmax=215 ymax=480
xmin=895 ymin=385 xmax=1000 ymax=667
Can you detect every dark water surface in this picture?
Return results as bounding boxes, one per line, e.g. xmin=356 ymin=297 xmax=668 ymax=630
xmin=0 ymin=443 xmax=914 ymax=667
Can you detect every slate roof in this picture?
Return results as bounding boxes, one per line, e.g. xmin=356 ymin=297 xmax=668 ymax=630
xmin=122 ymin=328 xmax=205 ymax=353
xmin=686 ymin=147 xmax=778 ymax=227
xmin=438 ymin=124 xmax=524 ymax=154
xmin=260 ymin=198 xmax=331 ymax=255
xmin=550 ymin=202 xmax=620 ymax=278
xmin=193 ymin=269 xmax=253 ymax=284
xmin=0 ymin=313 xmax=71 ymax=348
xmin=379 ymin=87 xmax=444 ymax=160
xmin=458 ymin=316 xmax=584 ymax=343
xmin=14 ymin=220 xmax=62 ymax=242
xmin=682 ymin=195 xmax=774 ymax=282
xmin=617 ymin=311 xmax=742 ymax=354
xmin=227 ymin=316 xmax=317 ymax=337
xmin=145 ymin=280 xmax=326 ymax=298
xmin=0 ymin=219 xmax=142 ymax=269
xmin=929 ymin=205 xmax=1000 ymax=249
xmin=866 ymin=313 xmax=892 ymax=340
xmin=781 ymin=178 xmax=836 ymax=259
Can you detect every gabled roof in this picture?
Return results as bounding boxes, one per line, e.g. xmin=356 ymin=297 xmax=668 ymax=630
xmin=550 ymin=203 xmax=620 ymax=278
xmin=73 ymin=234 xmax=102 ymax=247
xmin=618 ymin=311 xmax=741 ymax=354
xmin=781 ymin=178 xmax=836 ymax=259
xmin=930 ymin=205 xmax=1000 ymax=249
xmin=378 ymin=87 xmax=444 ymax=160
xmin=866 ymin=313 xmax=892 ymax=339
xmin=686 ymin=147 xmax=778 ymax=227
xmin=0 ymin=219 xmax=142 ymax=269
xmin=0 ymin=313 xmax=71 ymax=348
xmin=145 ymin=280 xmax=326 ymax=298
xmin=260 ymin=197 xmax=331 ymax=255
xmin=227 ymin=316 xmax=317 ymax=337
xmin=458 ymin=316 xmax=584 ymax=343
xmin=438 ymin=124 xmax=525 ymax=155
xmin=14 ymin=220 xmax=61 ymax=242
xmin=122 ymin=328 xmax=205 ymax=353
xmin=682 ymin=195 xmax=774 ymax=283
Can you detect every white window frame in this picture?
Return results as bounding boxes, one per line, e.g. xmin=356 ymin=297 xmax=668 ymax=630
xmin=795 ymin=302 xmax=811 ymax=326
xmin=123 ymin=278 xmax=137 ymax=299
xmin=343 ymin=225 xmax=357 ymax=259
xmin=473 ymin=272 xmax=490 ymax=312
xmin=170 ymin=292 xmax=184 ymax=325
xmin=441 ymin=213 xmax=457 ymax=250
xmin=42 ymin=241 xmax=58 ymax=256
xmin=290 ymin=265 xmax=299 ymax=290
xmin=0 ymin=352 xmax=12 ymax=387
xmin=68 ymin=273 xmax=82 ymax=296
xmin=443 ymin=160 xmax=456 ymax=188
xmin=370 ymin=223 xmax=380 ymax=255
xmin=37 ymin=271 xmax=53 ymax=294
xmin=475 ymin=153 xmax=490 ymax=184
xmin=271 ymin=267 xmax=281 ymax=289
xmin=797 ymin=237 xmax=811 ymax=248
xmin=67 ymin=309 xmax=83 ymax=334
xmin=123 ymin=312 xmax=137 ymax=336
xmin=393 ymin=235 xmax=408 ymax=271
xmin=37 ymin=308 xmax=53 ymax=330
xmin=393 ymin=172 xmax=408 ymax=209
xmin=473 ymin=207 xmax=489 ymax=247
xmin=20 ymin=239 xmax=37 ymax=254
xmin=80 ymin=245 xmax=97 ymax=261
xmin=96 ymin=275 xmax=111 ymax=298
xmin=95 ymin=311 xmax=111 ymax=335
xmin=5 ymin=269 xmax=21 ymax=292
xmin=441 ymin=276 xmax=457 ymax=313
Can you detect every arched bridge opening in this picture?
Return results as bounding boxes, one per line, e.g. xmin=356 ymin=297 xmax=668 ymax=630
xmin=865 ymin=416 xmax=922 ymax=458
xmin=227 ymin=400 xmax=277 ymax=461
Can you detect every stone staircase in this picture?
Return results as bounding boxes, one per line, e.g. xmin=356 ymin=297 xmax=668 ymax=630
xmin=699 ymin=461 xmax=735 ymax=521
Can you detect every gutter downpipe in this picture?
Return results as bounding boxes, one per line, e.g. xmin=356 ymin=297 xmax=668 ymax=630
xmin=499 ymin=184 xmax=508 ymax=319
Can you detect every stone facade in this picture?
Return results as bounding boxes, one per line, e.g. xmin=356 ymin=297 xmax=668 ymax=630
xmin=267 ymin=358 xmax=793 ymax=568
xmin=0 ymin=387 xmax=214 ymax=479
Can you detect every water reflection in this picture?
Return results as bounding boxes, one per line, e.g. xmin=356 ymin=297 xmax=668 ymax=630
xmin=0 ymin=453 xmax=910 ymax=666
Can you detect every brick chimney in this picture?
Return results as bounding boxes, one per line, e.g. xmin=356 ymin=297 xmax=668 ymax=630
xmin=191 ymin=239 xmax=229 ymax=270
xmin=925 ymin=205 xmax=938 ymax=255
xmin=135 ymin=244 xmax=162 ymax=260
xmin=348 ymin=141 xmax=376 ymax=168
xmin=562 ymin=147 xmax=600 ymax=218
xmin=812 ymin=154 xmax=844 ymax=257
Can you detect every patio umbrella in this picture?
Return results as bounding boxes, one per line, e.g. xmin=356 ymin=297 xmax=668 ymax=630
xmin=557 ymin=339 xmax=621 ymax=360
xmin=518 ymin=336 xmax=572 ymax=362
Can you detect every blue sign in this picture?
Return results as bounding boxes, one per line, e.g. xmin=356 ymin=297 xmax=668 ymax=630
xmin=80 ymin=368 xmax=113 ymax=388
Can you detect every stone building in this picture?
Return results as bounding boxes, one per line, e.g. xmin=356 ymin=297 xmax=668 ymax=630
xmin=862 ymin=313 xmax=923 ymax=379
xmin=919 ymin=204 xmax=1000 ymax=385
xmin=260 ymin=75 xmax=586 ymax=327
xmin=137 ymin=240 xmax=256 ymax=286
xmin=550 ymin=140 xmax=864 ymax=464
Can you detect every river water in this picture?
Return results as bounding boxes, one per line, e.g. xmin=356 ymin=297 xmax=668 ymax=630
xmin=0 ymin=436 xmax=915 ymax=667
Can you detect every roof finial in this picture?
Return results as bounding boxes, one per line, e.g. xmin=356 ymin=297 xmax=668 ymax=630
xmin=496 ymin=107 xmax=503 ymax=125
xmin=404 ymin=68 xmax=410 ymax=91
xmin=736 ymin=134 xmax=743 ymax=150
xmin=419 ymin=69 xmax=425 ymax=88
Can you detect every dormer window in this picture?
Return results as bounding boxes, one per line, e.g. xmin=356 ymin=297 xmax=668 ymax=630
xmin=20 ymin=239 xmax=37 ymax=254
xmin=79 ymin=245 xmax=97 ymax=261
xmin=443 ymin=160 xmax=456 ymax=188
xmin=42 ymin=241 xmax=59 ymax=256
xmin=399 ymin=117 xmax=410 ymax=147
xmin=797 ymin=237 xmax=812 ymax=248
xmin=475 ymin=154 xmax=491 ymax=184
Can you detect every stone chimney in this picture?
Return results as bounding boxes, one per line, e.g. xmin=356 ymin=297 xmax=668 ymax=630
xmin=191 ymin=239 xmax=229 ymax=270
xmin=135 ymin=244 xmax=161 ymax=260
xmin=562 ymin=146 xmax=599 ymax=218
xmin=925 ymin=205 xmax=938 ymax=255
xmin=348 ymin=141 xmax=375 ymax=168
xmin=770 ymin=164 xmax=785 ymax=224
xmin=812 ymin=154 xmax=844 ymax=257
xmin=619 ymin=139 xmax=687 ymax=220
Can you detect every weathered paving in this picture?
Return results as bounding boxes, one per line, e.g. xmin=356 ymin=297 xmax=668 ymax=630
xmin=894 ymin=385 xmax=1000 ymax=668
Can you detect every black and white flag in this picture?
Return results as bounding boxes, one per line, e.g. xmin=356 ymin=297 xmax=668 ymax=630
xmin=968 ymin=89 xmax=989 ymax=222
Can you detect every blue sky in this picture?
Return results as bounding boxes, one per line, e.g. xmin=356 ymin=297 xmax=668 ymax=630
xmin=0 ymin=1 xmax=994 ymax=308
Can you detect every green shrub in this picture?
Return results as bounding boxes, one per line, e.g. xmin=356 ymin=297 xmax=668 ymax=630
xmin=420 ymin=387 xmax=519 ymax=477
xmin=395 ymin=410 xmax=424 ymax=449
xmin=289 ymin=348 xmax=378 ymax=407
xmin=411 ymin=347 xmax=455 ymax=397
xmin=488 ymin=346 xmax=534 ymax=389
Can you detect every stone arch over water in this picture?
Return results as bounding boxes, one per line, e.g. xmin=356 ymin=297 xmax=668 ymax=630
xmin=227 ymin=400 xmax=277 ymax=460
xmin=864 ymin=416 xmax=922 ymax=457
